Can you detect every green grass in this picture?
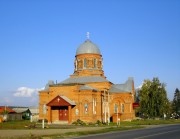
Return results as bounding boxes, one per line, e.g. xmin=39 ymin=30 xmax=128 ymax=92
xmin=116 ymin=119 xmax=180 ymax=126
xmin=1 ymin=119 xmax=180 ymax=130
xmin=0 ymin=120 xmax=77 ymax=129
xmin=0 ymin=120 xmax=37 ymax=129
xmin=0 ymin=119 xmax=180 ymax=139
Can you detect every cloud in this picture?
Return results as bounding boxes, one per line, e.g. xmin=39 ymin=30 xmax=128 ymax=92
xmin=136 ymin=84 xmax=142 ymax=90
xmin=13 ymin=87 xmax=42 ymax=97
xmin=136 ymin=82 xmax=144 ymax=90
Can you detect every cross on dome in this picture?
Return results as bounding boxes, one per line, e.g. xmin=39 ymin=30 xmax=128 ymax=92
xmin=76 ymin=35 xmax=101 ymax=55
xmin=86 ymin=32 xmax=90 ymax=39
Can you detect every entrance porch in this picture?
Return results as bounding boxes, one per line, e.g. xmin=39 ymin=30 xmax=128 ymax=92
xmin=46 ymin=95 xmax=76 ymax=124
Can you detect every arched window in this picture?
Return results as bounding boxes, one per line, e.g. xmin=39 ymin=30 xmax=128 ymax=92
xmin=114 ymin=104 xmax=118 ymax=113
xmin=75 ymin=108 xmax=79 ymax=115
xmin=121 ymin=104 xmax=124 ymax=113
xmin=94 ymin=59 xmax=97 ymax=68
xmin=75 ymin=59 xmax=77 ymax=71
xmin=84 ymin=58 xmax=87 ymax=68
xmin=84 ymin=103 xmax=88 ymax=114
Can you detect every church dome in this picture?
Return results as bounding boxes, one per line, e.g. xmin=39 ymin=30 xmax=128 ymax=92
xmin=76 ymin=39 xmax=101 ymax=55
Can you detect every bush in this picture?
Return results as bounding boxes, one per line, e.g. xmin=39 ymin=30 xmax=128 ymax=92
xmin=88 ymin=122 xmax=94 ymax=126
xmin=72 ymin=119 xmax=86 ymax=126
xmin=96 ymin=120 xmax=102 ymax=126
xmin=72 ymin=121 xmax=78 ymax=125
xmin=77 ymin=119 xmax=86 ymax=125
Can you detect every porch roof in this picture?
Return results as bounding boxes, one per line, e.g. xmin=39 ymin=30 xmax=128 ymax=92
xmin=47 ymin=95 xmax=76 ymax=106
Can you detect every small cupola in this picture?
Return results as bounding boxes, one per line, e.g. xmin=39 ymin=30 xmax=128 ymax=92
xmin=72 ymin=33 xmax=105 ymax=77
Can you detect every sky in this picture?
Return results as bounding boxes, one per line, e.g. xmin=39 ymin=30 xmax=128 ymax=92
xmin=0 ymin=0 xmax=180 ymax=106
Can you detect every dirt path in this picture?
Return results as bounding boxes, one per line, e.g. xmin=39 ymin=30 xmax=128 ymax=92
xmin=0 ymin=126 xmax=107 ymax=138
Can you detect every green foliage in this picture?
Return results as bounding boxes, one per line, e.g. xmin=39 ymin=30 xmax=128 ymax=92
xmin=96 ymin=120 xmax=102 ymax=126
xmin=172 ymin=88 xmax=180 ymax=114
xmin=138 ymin=77 xmax=170 ymax=118
xmin=0 ymin=120 xmax=36 ymax=129
xmin=72 ymin=119 xmax=86 ymax=126
xmin=72 ymin=119 xmax=103 ymax=126
xmin=3 ymin=110 xmax=8 ymax=115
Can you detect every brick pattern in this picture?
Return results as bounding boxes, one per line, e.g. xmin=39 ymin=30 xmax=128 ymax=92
xmin=39 ymin=52 xmax=135 ymax=124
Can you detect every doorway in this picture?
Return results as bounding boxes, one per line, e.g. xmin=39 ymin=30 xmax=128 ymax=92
xmin=59 ymin=106 xmax=68 ymax=121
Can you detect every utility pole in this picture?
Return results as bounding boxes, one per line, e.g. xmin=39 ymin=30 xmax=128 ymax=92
xmin=117 ymin=108 xmax=118 ymax=127
xmin=104 ymin=89 xmax=106 ymax=124
xmin=108 ymin=91 xmax=110 ymax=125
xmin=42 ymin=104 xmax=46 ymax=129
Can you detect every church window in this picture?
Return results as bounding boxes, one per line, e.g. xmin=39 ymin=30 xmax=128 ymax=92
xmin=75 ymin=59 xmax=77 ymax=71
xmin=114 ymin=104 xmax=118 ymax=113
xmin=84 ymin=58 xmax=87 ymax=68
xmin=84 ymin=103 xmax=88 ymax=114
xmin=78 ymin=59 xmax=83 ymax=69
xmin=121 ymin=104 xmax=124 ymax=113
xmin=97 ymin=60 xmax=102 ymax=69
xmin=94 ymin=59 xmax=97 ymax=68
xmin=75 ymin=109 xmax=79 ymax=115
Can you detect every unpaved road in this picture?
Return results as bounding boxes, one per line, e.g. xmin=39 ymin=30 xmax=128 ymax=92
xmin=0 ymin=126 xmax=107 ymax=138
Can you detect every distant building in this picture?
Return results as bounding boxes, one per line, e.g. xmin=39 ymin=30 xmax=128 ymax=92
xmin=39 ymin=39 xmax=135 ymax=124
xmin=0 ymin=106 xmax=22 ymax=121
xmin=11 ymin=106 xmax=39 ymax=121
xmin=0 ymin=106 xmax=39 ymax=122
xmin=12 ymin=107 xmax=31 ymax=120
xmin=29 ymin=106 xmax=39 ymax=122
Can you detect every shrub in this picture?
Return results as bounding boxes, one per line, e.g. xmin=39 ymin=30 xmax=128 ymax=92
xmin=79 ymin=119 xmax=86 ymax=125
xmin=88 ymin=122 xmax=94 ymax=126
xmin=96 ymin=120 xmax=102 ymax=126
xmin=72 ymin=121 xmax=78 ymax=125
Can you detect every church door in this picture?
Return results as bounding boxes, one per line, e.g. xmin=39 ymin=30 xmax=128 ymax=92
xmin=59 ymin=106 xmax=68 ymax=121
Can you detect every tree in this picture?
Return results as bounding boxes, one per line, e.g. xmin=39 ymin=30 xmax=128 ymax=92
xmin=172 ymin=88 xmax=180 ymax=115
xmin=138 ymin=77 xmax=170 ymax=118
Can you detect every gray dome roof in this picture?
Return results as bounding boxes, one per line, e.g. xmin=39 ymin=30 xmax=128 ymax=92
xmin=76 ymin=40 xmax=101 ymax=55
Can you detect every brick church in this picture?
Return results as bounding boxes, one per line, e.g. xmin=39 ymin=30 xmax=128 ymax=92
xmin=39 ymin=38 xmax=135 ymax=124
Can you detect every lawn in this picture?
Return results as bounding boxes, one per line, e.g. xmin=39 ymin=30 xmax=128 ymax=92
xmin=0 ymin=119 xmax=180 ymax=139
xmin=0 ymin=120 xmax=36 ymax=129
xmin=0 ymin=119 xmax=180 ymax=129
xmin=0 ymin=120 xmax=76 ymax=129
xmin=110 ymin=119 xmax=180 ymax=126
